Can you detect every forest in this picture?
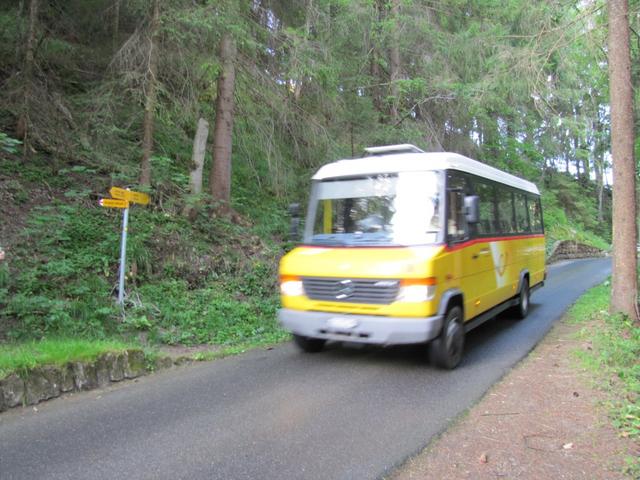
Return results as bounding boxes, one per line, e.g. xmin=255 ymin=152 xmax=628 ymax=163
xmin=0 ymin=0 xmax=637 ymax=348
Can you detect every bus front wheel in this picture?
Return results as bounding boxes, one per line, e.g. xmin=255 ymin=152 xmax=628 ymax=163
xmin=429 ymin=306 xmax=464 ymax=369
xmin=514 ymin=278 xmax=530 ymax=320
xmin=292 ymin=334 xmax=326 ymax=353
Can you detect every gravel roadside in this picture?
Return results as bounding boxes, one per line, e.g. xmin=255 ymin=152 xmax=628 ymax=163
xmin=390 ymin=319 xmax=639 ymax=480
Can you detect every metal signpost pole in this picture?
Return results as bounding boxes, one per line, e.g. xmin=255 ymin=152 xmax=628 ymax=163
xmin=117 ymin=204 xmax=129 ymax=305
xmin=101 ymin=186 xmax=149 ymax=306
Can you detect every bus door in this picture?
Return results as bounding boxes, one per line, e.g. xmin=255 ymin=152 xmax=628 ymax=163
xmin=447 ymin=172 xmax=489 ymax=320
xmin=464 ymin=175 xmax=499 ymax=317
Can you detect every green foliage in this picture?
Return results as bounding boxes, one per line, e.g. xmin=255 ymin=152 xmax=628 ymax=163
xmin=0 ymin=132 xmax=21 ymax=154
xmin=0 ymin=262 xmax=8 ymax=288
xmin=541 ymin=173 xmax=611 ymax=254
xmin=0 ymin=0 xmax=618 ymax=357
xmin=133 ymin=274 xmax=286 ymax=347
xmin=0 ymin=338 xmax=135 ymax=378
xmin=569 ymin=283 xmax=640 ymax=449
xmin=1 ymin=203 xmax=123 ymax=340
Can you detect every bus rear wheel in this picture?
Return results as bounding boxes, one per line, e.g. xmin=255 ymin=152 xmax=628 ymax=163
xmin=292 ymin=334 xmax=326 ymax=353
xmin=513 ymin=278 xmax=530 ymax=320
xmin=429 ymin=306 xmax=464 ymax=369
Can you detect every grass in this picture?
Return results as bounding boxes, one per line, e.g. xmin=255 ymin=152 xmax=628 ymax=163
xmin=0 ymin=326 xmax=289 ymax=380
xmin=189 ymin=338 xmax=284 ymax=362
xmin=0 ymin=337 xmax=136 ymax=378
xmin=567 ymin=281 xmax=640 ymax=476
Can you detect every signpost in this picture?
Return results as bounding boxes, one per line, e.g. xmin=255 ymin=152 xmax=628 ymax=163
xmin=109 ymin=187 xmax=150 ymax=205
xmin=99 ymin=198 xmax=129 ymax=209
xmin=100 ymin=187 xmax=151 ymax=305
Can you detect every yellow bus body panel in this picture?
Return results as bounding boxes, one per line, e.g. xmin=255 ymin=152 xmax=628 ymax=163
xmin=453 ymin=235 xmax=545 ymax=321
xmin=279 ymin=234 xmax=545 ymax=323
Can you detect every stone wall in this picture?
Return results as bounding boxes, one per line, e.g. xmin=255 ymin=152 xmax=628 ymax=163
xmin=547 ymin=240 xmax=607 ymax=264
xmin=0 ymin=349 xmax=173 ymax=412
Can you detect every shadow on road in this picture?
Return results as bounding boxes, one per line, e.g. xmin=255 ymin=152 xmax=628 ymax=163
xmin=291 ymin=301 xmax=543 ymax=370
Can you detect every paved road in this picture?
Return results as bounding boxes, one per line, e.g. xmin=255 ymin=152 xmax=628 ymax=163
xmin=0 ymin=258 xmax=611 ymax=480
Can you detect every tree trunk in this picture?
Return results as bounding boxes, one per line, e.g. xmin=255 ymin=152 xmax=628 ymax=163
xmin=593 ymin=114 xmax=605 ymax=221
xmin=16 ymin=0 xmax=38 ymax=158
xmin=608 ymin=0 xmax=638 ymax=321
xmin=581 ymin=127 xmax=590 ymax=181
xmin=370 ymin=51 xmax=383 ymax=116
xmin=482 ymin=115 xmax=500 ymax=159
xmin=594 ymin=154 xmax=604 ymax=222
xmin=210 ymin=33 xmax=237 ymax=209
xmin=582 ymin=154 xmax=590 ymax=181
xmin=183 ymin=118 xmax=209 ymax=219
xmin=189 ymin=118 xmax=209 ymax=196
xmin=139 ymin=0 xmax=160 ymax=188
xmin=388 ymin=0 xmax=401 ymax=122
xmin=15 ymin=0 xmax=25 ymax=64
xmin=572 ymin=135 xmax=581 ymax=178
xmin=370 ymin=1 xmax=384 ymax=118
xmin=113 ymin=0 xmax=120 ymax=52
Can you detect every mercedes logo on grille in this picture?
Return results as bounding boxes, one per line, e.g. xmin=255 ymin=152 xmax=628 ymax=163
xmin=335 ymin=279 xmax=355 ymax=300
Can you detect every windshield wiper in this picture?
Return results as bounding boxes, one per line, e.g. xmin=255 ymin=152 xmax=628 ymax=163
xmin=310 ymin=235 xmax=347 ymax=246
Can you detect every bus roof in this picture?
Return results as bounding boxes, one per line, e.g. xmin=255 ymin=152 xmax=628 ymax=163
xmin=312 ymin=149 xmax=540 ymax=195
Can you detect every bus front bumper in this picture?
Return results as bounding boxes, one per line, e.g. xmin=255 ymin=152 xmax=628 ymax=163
xmin=278 ymin=308 xmax=444 ymax=345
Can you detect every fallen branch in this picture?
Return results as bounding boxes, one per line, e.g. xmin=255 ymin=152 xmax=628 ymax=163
xmin=480 ymin=412 xmax=522 ymax=416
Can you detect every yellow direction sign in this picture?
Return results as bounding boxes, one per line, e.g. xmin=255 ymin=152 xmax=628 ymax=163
xmin=99 ymin=198 xmax=129 ymax=209
xmin=109 ymin=187 xmax=150 ymax=205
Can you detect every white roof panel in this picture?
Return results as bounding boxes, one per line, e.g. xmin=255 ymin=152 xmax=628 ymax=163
xmin=364 ymin=144 xmax=425 ymax=155
xmin=312 ymin=151 xmax=539 ymax=195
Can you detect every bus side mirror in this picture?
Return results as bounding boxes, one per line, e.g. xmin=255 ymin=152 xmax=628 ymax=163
xmin=289 ymin=203 xmax=301 ymax=240
xmin=464 ymin=195 xmax=479 ymax=224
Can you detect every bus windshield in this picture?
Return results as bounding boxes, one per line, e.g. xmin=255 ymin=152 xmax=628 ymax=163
xmin=305 ymin=171 xmax=442 ymax=246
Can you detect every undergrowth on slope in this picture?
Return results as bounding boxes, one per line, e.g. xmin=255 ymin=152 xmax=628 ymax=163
xmin=541 ymin=175 xmax=611 ymax=255
xmin=0 ymin=153 xmax=291 ymax=349
xmin=568 ymin=282 xmax=640 ymax=475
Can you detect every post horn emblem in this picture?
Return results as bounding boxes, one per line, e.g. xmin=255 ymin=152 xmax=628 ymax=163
xmin=335 ymin=279 xmax=355 ymax=300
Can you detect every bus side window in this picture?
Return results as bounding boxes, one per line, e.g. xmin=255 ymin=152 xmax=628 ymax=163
xmin=528 ymin=196 xmax=543 ymax=233
xmin=446 ymin=173 xmax=468 ymax=241
xmin=474 ymin=180 xmax=498 ymax=236
xmin=514 ymin=193 xmax=529 ymax=233
xmin=497 ymin=188 xmax=516 ymax=234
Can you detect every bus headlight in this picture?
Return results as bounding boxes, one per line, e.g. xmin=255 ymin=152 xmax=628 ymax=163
xmin=280 ymin=275 xmax=304 ymax=297
xmin=397 ymin=278 xmax=436 ymax=302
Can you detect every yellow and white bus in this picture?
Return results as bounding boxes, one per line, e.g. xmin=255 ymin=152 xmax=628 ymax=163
xmin=278 ymin=145 xmax=545 ymax=368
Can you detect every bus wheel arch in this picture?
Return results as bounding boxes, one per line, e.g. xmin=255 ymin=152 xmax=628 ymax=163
xmin=430 ymin=291 xmax=465 ymax=369
xmin=437 ymin=289 xmax=464 ymax=318
xmin=514 ymin=271 xmax=530 ymax=319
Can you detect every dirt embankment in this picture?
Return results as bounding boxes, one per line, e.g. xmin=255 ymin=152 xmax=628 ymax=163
xmin=547 ymin=240 xmax=607 ymax=264
xmin=391 ymin=321 xmax=639 ymax=480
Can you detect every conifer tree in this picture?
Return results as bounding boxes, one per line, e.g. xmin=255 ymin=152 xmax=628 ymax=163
xmin=139 ymin=0 xmax=160 ymax=187
xmin=608 ymin=0 xmax=638 ymax=321
xmin=210 ymin=33 xmax=237 ymax=210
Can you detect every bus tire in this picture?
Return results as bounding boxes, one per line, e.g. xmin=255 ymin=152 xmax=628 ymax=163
xmin=428 ymin=306 xmax=464 ymax=369
xmin=292 ymin=334 xmax=326 ymax=353
xmin=514 ymin=277 xmax=530 ymax=320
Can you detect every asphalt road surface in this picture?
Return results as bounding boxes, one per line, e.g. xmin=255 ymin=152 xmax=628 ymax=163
xmin=0 ymin=257 xmax=611 ymax=480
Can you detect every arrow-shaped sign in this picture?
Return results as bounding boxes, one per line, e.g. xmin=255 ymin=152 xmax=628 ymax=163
xmin=110 ymin=187 xmax=150 ymax=205
xmin=99 ymin=198 xmax=129 ymax=209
